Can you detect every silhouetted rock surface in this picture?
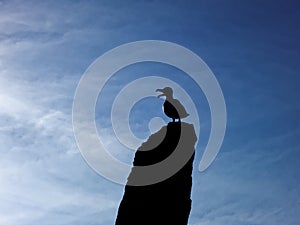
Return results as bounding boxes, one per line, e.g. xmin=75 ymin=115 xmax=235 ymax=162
xmin=115 ymin=122 xmax=197 ymax=225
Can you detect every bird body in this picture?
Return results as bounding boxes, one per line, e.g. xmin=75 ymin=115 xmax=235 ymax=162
xmin=156 ymin=87 xmax=189 ymax=122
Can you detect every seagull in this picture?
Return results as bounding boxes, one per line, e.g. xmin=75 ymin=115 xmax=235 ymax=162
xmin=156 ymin=87 xmax=189 ymax=122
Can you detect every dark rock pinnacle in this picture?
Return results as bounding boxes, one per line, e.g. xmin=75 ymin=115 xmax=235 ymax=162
xmin=115 ymin=122 xmax=197 ymax=225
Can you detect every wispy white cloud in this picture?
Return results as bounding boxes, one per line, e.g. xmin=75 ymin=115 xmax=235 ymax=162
xmin=189 ymin=128 xmax=300 ymax=225
xmin=0 ymin=63 xmax=122 ymax=225
xmin=0 ymin=2 xmax=166 ymax=221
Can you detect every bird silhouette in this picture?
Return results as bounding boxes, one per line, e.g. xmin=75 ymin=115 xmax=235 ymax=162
xmin=156 ymin=87 xmax=189 ymax=122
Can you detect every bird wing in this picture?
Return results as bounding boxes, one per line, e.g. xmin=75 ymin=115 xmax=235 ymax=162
xmin=172 ymin=99 xmax=189 ymax=118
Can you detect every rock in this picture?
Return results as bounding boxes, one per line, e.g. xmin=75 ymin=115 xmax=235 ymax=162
xmin=115 ymin=122 xmax=197 ymax=225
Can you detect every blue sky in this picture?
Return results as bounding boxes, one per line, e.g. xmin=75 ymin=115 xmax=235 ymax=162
xmin=0 ymin=0 xmax=299 ymax=224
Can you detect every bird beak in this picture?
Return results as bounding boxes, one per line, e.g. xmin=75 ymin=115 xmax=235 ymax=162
xmin=156 ymin=89 xmax=165 ymax=98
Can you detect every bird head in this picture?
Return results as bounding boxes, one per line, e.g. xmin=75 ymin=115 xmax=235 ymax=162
xmin=156 ymin=87 xmax=173 ymax=98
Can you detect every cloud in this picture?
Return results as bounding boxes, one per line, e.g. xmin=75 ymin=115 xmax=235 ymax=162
xmin=189 ymin=127 xmax=300 ymax=225
xmin=0 ymin=1 xmax=156 ymax=220
xmin=0 ymin=63 xmax=123 ymax=224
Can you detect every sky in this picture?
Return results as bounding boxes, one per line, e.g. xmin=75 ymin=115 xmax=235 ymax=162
xmin=0 ymin=0 xmax=299 ymax=224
